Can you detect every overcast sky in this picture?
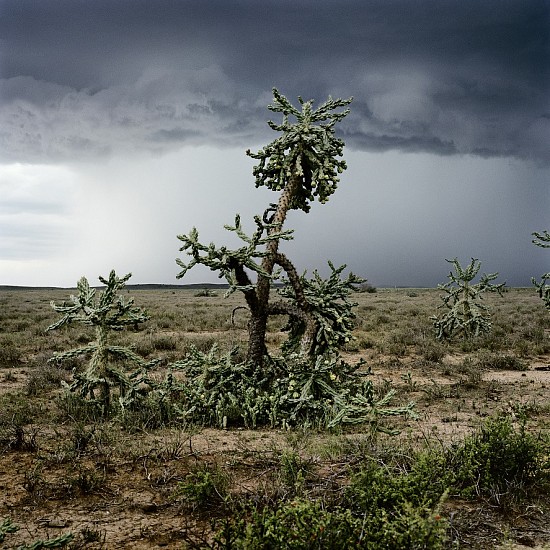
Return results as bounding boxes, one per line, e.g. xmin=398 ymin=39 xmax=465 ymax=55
xmin=0 ymin=0 xmax=548 ymax=288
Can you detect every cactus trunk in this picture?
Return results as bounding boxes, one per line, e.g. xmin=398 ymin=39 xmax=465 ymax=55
xmin=246 ymin=171 xmax=298 ymax=367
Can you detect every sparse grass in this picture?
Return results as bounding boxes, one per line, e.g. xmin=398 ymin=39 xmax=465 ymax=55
xmin=0 ymin=287 xmax=549 ymax=548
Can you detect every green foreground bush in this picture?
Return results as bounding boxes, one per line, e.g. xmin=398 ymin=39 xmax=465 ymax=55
xmin=450 ymin=415 xmax=549 ymax=502
xmin=203 ymin=414 xmax=548 ymax=549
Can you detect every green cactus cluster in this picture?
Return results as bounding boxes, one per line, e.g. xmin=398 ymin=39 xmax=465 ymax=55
xmin=177 ymin=214 xmax=294 ymax=295
xmin=247 ymin=89 xmax=352 ymax=212
xmin=168 ymin=345 xmax=415 ymax=430
xmin=279 ymin=262 xmax=364 ymax=357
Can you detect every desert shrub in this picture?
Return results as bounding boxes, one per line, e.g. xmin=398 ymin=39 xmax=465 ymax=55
xmin=151 ymin=334 xmax=178 ymax=351
xmin=174 ymin=462 xmax=230 ymax=510
xmin=474 ymin=351 xmax=527 ymax=371
xmin=194 ymin=288 xmax=217 ymax=297
xmin=181 ymin=335 xmax=219 ymax=354
xmin=0 ymin=420 xmax=38 ymax=452
xmin=277 ymin=450 xmax=315 ymax=496
xmin=213 ymin=500 xmax=365 ymax=549
xmin=454 ymin=357 xmax=482 ymax=387
xmin=169 ymin=91 xmax=414 ymax=441
xmin=0 ymin=339 xmax=20 ymax=367
xmin=133 ymin=339 xmax=155 ymax=357
xmin=0 ymin=393 xmax=45 ymax=426
xmin=449 ymin=415 xmax=549 ymax=503
xmin=345 ymin=449 xmax=450 ymax=517
xmin=55 ymin=392 xmax=106 ymax=423
xmin=26 ymin=363 xmax=71 ymax=396
xmin=214 ymin=491 xmax=447 ymax=549
xmin=118 ymin=391 xmax=178 ymax=432
xmin=417 ymin=340 xmax=447 ymax=363
xmin=359 ymin=281 xmax=377 ymax=293
xmin=67 ymin=465 xmax=105 ymax=496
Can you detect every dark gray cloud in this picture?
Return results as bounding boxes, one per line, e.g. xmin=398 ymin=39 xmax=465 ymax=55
xmin=1 ymin=0 xmax=548 ymax=163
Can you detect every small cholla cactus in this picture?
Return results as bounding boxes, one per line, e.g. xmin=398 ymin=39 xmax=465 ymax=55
xmin=47 ymin=270 xmax=159 ymax=414
xmin=531 ymin=230 xmax=550 ymax=310
xmin=432 ymin=258 xmax=505 ymax=340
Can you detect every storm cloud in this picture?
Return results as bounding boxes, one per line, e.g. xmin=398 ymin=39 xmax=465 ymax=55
xmin=0 ymin=0 xmax=548 ymax=287
xmin=1 ymin=0 xmax=548 ymax=163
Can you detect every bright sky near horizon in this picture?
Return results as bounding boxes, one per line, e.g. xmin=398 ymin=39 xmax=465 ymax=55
xmin=0 ymin=0 xmax=548 ymax=288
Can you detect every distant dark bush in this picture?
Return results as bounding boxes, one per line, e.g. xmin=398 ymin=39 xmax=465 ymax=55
xmin=359 ymin=282 xmax=377 ymax=293
xmin=0 ymin=340 xmax=20 ymax=367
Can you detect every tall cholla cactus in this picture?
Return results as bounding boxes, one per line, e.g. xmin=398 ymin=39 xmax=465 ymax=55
xmin=177 ymin=89 xmax=353 ymax=368
xmin=532 ymin=230 xmax=550 ymax=310
xmin=432 ymin=258 xmax=505 ymax=340
xmin=47 ymin=270 xmax=158 ymax=413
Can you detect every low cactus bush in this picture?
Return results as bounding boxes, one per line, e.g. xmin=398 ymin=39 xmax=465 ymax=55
xmin=47 ymin=271 xmax=159 ymax=415
xmin=169 ymin=345 xmax=416 ymax=429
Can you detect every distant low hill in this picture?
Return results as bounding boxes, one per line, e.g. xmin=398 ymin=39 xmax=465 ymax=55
xmin=0 ymin=283 xmax=230 ymax=291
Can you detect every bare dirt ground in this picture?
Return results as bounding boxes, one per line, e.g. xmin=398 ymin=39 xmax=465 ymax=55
xmin=2 ymin=354 xmax=549 ymax=549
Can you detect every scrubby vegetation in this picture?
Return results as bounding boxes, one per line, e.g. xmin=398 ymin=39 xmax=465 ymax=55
xmin=1 ymin=286 xmax=549 ymax=548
